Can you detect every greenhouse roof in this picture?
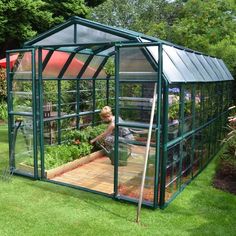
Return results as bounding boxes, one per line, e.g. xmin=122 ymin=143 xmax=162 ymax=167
xmin=24 ymin=16 xmax=234 ymax=83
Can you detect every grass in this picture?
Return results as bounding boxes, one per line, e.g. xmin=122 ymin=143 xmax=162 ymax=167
xmin=0 ymin=123 xmax=236 ymax=236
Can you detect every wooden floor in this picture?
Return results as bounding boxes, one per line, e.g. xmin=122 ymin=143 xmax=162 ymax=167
xmin=51 ymin=155 xmax=145 ymax=194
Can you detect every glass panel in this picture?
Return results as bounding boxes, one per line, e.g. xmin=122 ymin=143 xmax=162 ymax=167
xmin=212 ymin=58 xmax=229 ymax=81
xmin=63 ymin=54 xmax=90 ymax=79
xmin=118 ymin=140 xmax=156 ymax=204
xmin=43 ymin=51 xmax=70 ymax=78
xmin=218 ymin=59 xmax=234 ymax=80
xmin=76 ymin=24 xmax=129 ymax=43
xmin=166 ymin=143 xmax=180 ymax=201
xmin=79 ymin=80 xmax=93 ymax=112
xmin=195 ymin=84 xmax=201 ymax=128
xmin=187 ymin=53 xmax=212 ymax=81
xmin=81 ymin=56 xmax=104 ymax=79
xmin=43 ymin=120 xmax=58 ymax=145
xmin=95 ymin=79 xmax=107 ymax=109
xmin=61 ymin=80 xmax=77 ymax=115
xmin=33 ymin=25 xmax=75 ymax=46
xmin=193 ymin=131 xmax=202 ymax=176
xmin=43 ymin=81 xmax=58 ymax=118
xmin=164 ymin=46 xmax=195 ymax=82
xmin=183 ymin=85 xmax=193 ymax=133
xmin=13 ymin=116 xmax=34 ymax=175
xmin=11 ymin=81 xmax=32 ymax=113
xmin=181 ymin=137 xmax=193 ymax=184
xmin=168 ymin=85 xmax=180 ymax=141
xmin=204 ymin=56 xmax=222 ymax=80
xmin=196 ymin=55 xmax=217 ymax=81
xmin=119 ymin=47 xmax=157 ymax=81
xmin=163 ymin=50 xmax=185 ymax=82
xmin=60 ymin=118 xmax=77 ymax=143
xmin=11 ymin=52 xmax=32 ymax=79
xmin=119 ymin=82 xmax=156 ymax=124
xmin=80 ymin=114 xmax=93 ymax=127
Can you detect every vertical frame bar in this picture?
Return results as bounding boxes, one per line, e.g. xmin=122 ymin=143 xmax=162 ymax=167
xmin=191 ymin=84 xmax=196 ymax=178
xmin=38 ymin=47 xmax=45 ymax=179
xmin=57 ymin=67 xmax=62 ymax=144
xmin=154 ymin=43 xmax=162 ymax=208
xmin=160 ymin=79 xmax=169 ymax=208
xmin=6 ymin=52 xmax=14 ymax=171
xmin=31 ymin=49 xmax=38 ymax=179
xmin=114 ymin=47 xmax=119 ymax=196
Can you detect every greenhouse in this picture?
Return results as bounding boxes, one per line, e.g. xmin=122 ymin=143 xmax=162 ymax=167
xmin=7 ymin=16 xmax=234 ymax=209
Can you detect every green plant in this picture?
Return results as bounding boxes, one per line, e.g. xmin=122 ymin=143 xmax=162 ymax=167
xmin=62 ymin=124 xmax=107 ymax=144
xmin=0 ymin=68 xmax=7 ymax=102
xmin=0 ymin=102 xmax=8 ymax=121
xmin=169 ymin=102 xmax=179 ymax=120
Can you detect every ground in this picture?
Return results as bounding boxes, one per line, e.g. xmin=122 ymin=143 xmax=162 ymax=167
xmin=213 ymin=160 xmax=236 ymax=195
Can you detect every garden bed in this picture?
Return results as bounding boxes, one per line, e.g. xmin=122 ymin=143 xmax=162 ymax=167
xmin=213 ymin=160 xmax=236 ymax=195
xmin=19 ymin=150 xmax=104 ymax=179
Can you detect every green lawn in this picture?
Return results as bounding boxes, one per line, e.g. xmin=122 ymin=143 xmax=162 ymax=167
xmin=0 ymin=123 xmax=236 ymax=236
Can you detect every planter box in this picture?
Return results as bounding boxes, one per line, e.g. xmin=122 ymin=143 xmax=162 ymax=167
xmin=19 ymin=150 xmax=104 ymax=179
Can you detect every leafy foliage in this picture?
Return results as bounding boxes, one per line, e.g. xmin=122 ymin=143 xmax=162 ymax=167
xmin=44 ymin=143 xmax=92 ymax=169
xmin=0 ymin=68 xmax=6 ymax=102
xmin=90 ymin=0 xmax=236 ymax=95
xmin=0 ymin=102 xmax=7 ymax=121
xmin=0 ymin=0 xmax=89 ymax=57
xmin=62 ymin=124 xmax=107 ymax=144
xmin=31 ymin=124 xmax=107 ymax=169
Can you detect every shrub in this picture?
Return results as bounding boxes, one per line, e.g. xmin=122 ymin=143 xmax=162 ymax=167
xmin=0 ymin=68 xmax=7 ymax=102
xmin=0 ymin=102 xmax=8 ymax=121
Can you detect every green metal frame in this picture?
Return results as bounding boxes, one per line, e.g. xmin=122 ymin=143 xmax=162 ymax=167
xmin=6 ymin=17 xmax=234 ymax=210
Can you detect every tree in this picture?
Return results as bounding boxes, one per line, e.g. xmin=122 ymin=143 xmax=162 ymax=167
xmin=89 ymin=0 xmax=183 ymax=33
xmin=85 ymin=0 xmax=106 ymax=7
xmin=0 ymin=0 xmax=90 ymax=58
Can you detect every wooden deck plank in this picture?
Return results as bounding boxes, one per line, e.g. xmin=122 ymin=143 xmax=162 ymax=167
xmin=50 ymin=154 xmax=145 ymax=194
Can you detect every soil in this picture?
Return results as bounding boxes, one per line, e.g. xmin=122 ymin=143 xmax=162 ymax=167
xmin=213 ymin=160 xmax=236 ymax=195
xmin=0 ymin=120 xmax=6 ymax=125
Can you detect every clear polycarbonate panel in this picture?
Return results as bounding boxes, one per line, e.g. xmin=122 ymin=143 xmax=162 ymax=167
xmin=118 ymin=138 xmax=156 ymax=205
xmin=218 ymin=59 xmax=234 ymax=80
xmin=168 ymin=85 xmax=180 ymax=141
xmin=43 ymin=81 xmax=58 ymax=118
xmin=97 ymin=46 xmax=115 ymax=57
xmin=165 ymin=143 xmax=181 ymax=201
xmin=11 ymin=81 xmax=32 ymax=113
xmin=203 ymin=56 xmax=222 ymax=81
xmin=95 ymin=79 xmax=108 ymax=109
xmin=12 ymin=52 xmax=33 ymax=80
xmin=187 ymin=53 xmax=212 ymax=81
xmin=163 ymin=50 xmax=185 ymax=82
xmin=119 ymin=47 xmax=157 ymax=81
xmin=63 ymin=54 xmax=90 ymax=79
xmin=76 ymin=24 xmax=129 ymax=43
xmin=119 ymin=82 xmax=156 ymax=124
xmin=79 ymin=80 xmax=93 ymax=112
xmin=139 ymin=38 xmax=159 ymax=63
xmin=33 ymin=25 xmax=75 ymax=46
xmin=60 ymin=80 xmax=77 ymax=116
xmin=181 ymin=136 xmax=193 ymax=184
xmin=43 ymin=51 xmax=70 ymax=78
xmin=195 ymin=84 xmax=201 ymax=128
xmin=81 ymin=55 xmax=104 ymax=79
xmin=196 ymin=55 xmax=217 ymax=81
xmin=164 ymin=46 xmax=195 ymax=82
xmin=212 ymin=58 xmax=229 ymax=81
xmin=43 ymin=120 xmax=58 ymax=145
xmin=13 ymin=116 xmax=34 ymax=175
xmin=176 ymin=50 xmax=205 ymax=82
